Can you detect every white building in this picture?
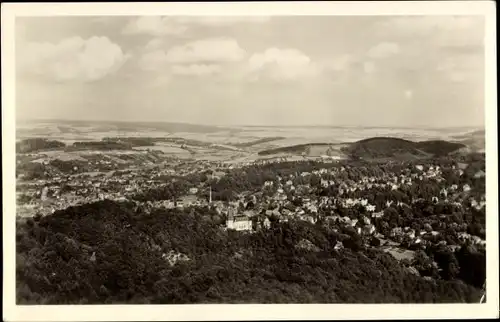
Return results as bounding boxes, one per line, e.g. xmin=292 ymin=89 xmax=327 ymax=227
xmin=226 ymin=208 xmax=252 ymax=231
xmin=263 ymin=217 xmax=271 ymax=229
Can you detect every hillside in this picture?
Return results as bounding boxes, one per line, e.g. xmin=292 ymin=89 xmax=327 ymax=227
xmin=415 ymin=140 xmax=466 ymax=156
xmin=256 ymin=137 xmax=469 ymax=161
xmin=16 ymin=200 xmax=481 ymax=304
xmin=258 ymin=143 xmax=334 ymax=156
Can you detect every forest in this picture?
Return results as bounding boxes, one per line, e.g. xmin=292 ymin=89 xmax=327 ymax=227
xmin=16 ymin=200 xmax=482 ymax=304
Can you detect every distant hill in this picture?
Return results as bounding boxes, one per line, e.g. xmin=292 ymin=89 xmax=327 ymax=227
xmin=344 ymin=137 xmax=466 ymax=159
xmin=19 ymin=119 xmax=230 ymax=134
xmin=343 ymin=137 xmax=427 ymax=160
xmin=450 ymin=130 xmax=485 ymax=153
xmin=258 ymin=137 xmax=468 ymax=160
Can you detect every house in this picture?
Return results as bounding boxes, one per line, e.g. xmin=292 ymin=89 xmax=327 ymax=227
xmin=363 ymin=224 xmax=376 ymax=235
xmin=226 ymin=208 xmax=252 ymax=231
xmin=334 ymin=241 xmax=344 ymax=250
xmin=263 ymin=217 xmax=271 ymax=229
xmin=366 ymin=204 xmax=376 ymax=212
xmin=474 ymin=170 xmax=486 ymax=178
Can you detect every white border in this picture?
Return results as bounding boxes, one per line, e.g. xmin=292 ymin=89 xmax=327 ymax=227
xmin=2 ymin=1 xmax=498 ymax=321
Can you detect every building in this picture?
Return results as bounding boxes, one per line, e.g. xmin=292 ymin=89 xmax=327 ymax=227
xmin=40 ymin=186 xmax=49 ymax=201
xmin=226 ymin=208 xmax=252 ymax=231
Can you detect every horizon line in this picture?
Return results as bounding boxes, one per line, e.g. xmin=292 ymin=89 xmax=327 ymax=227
xmin=16 ymin=117 xmax=485 ymax=130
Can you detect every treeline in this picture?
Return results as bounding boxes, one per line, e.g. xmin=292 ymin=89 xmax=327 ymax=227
xmin=70 ymin=141 xmax=132 ymax=150
xmin=233 ymin=137 xmax=286 ymax=148
xmin=102 ymin=137 xmax=156 ymax=147
xmin=258 ymin=143 xmax=330 ymax=156
xmin=16 ymin=200 xmax=481 ymax=304
xmin=16 ymin=138 xmax=66 ymax=153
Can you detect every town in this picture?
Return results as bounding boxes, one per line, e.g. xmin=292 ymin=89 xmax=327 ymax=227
xmin=16 ymin=147 xmax=486 ymax=274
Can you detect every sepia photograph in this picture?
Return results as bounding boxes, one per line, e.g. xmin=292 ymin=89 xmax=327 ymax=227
xmin=2 ymin=1 xmax=498 ymax=321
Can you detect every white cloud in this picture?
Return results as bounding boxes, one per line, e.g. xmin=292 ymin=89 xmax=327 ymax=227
xmin=138 ymin=50 xmax=168 ymax=71
xmin=145 ymin=38 xmax=166 ymax=51
xmin=173 ymin=16 xmax=271 ymax=26
xmin=367 ymin=42 xmax=400 ymax=59
xmin=165 ymin=38 xmax=246 ymax=63
xmin=381 ymin=16 xmax=481 ymax=36
xmin=436 ymin=55 xmax=480 ymax=83
xmin=171 ymin=64 xmax=221 ymax=76
xmin=122 ymin=16 xmax=270 ymax=36
xmin=122 ymin=16 xmax=187 ymax=36
xmin=247 ymin=48 xmax=320 ymax=81
xmin=325 ymin=55 xmax=354 ymax=71
xmin=373 ymin=16 xmax=484 ymax=49
xmin=18 ymin=36 xmax=128 ymax=82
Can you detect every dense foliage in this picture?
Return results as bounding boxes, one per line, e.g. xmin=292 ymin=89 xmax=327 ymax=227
xmin=16 ymin=200 xmax=481 ymax=304
xmin=258 ymin=143 xmax=330 ymax=156
xmin=234 ymin=137 xmax=286 ymax=148
xmin=16 ymin=138 xmax=66 ymax=153
xmin=71 ymin=141 xmax=132 ymax=150
xmin=342 ymin=137 xmax=465 ymax=159
xmin=102 ymin=137 xmax=156 ymax=147
xmin=416 ymin=140 xmax=466 ymax=156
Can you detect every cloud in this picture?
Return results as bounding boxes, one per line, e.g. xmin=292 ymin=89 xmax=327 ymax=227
xmin=145 ymin=38 xmax=166 ymax=51
xmin=367 ymin=42 xmax=400 ymax=59
xmin=435 ymin=55 xmax=481 ymax=83
xmin=165 ymin=38 xmax=246 ymax=63
xmin=138 ymin=50 xmax=168 ymax=71
xmin=378 ymin=16 xmax=481 ymax=36
xmin=122 ymin=16 xmax=187 ymax=36
xmin=173 ymin=16 xmax=271 ymax=26
xmin=372 ymin=16 xmax=484 ymax=49
xmin=247 ymin=47 xmax=320 ymax=81
xmin=324 ymin=55 xmax=354 ymax=71
xmin=17 ymin=36 xmax=129 ymax=82
xmin=171 ymin=64 xmax=221 ymax=76
xmin=122 ymin=16 xmax=270 ymax=36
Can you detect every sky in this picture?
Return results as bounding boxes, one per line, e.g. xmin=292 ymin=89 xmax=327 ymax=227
xmin=15 ymin=15 xmax=485 ymax=127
